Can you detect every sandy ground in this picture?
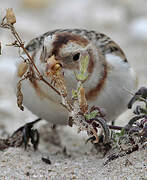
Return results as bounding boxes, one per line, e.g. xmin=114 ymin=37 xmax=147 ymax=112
xmin=0 ymin=0 xmax=147 ymax=179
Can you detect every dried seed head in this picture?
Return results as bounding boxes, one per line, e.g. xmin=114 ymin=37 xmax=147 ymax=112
xmin=53 ymin=63 xmax=62 ymax=71
xmin=16 ymin=81 xmax=24 ymax=111
xmin=6 ymin=8 xmax=16 ymax=25
xmin=17 ymin=61 xmax=28 ymax=77
xmin=46 ymin=55 xmax=62 ymax=74
xmin=79 ymin=86 xmax=88 ymax=113
xmin=45 ymin=55 xmax=67 ymax=97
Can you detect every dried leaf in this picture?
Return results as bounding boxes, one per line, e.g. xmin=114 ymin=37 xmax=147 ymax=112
xmin=91 ymin=128 xmax=99 ymax=143
xmin=6 ymin=8 xmax=16 ymax=25
xmin=16 ymin=80 xmax=24 ymax=111
xmin=17 ymin=61 xmax=28 ymax=77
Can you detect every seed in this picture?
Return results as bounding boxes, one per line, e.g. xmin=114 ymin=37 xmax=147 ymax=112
xmin=6 ymin=8 xmax=16 ymax=25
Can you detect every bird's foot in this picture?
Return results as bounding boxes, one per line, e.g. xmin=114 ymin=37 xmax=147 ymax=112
xmin=11 ymin=118 xmax=41 ymax=150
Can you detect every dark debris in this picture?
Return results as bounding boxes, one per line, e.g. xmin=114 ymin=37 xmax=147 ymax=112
xmin=42 ymin=157 xmax=51 ymax=164
xmin=104 ymin=87 xmax=147 ymax=165
xmin=104 ymin=144 xmax=139 ymax=166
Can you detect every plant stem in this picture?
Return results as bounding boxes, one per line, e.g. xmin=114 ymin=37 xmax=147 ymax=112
xmin=108 ymin=125 xmax=123 ymax=131
xmin=10 ymin=24 xmax=61 ymax=96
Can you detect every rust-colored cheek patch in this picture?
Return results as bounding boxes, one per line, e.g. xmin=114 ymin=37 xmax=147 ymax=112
xmin=86 ymin=63 xmax=107 ymax=101
xmin=87 ymin=51 xmax=94 ymax=74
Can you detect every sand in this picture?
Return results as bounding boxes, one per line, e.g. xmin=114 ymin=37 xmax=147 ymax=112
xmin=0 ymin=0 xmax=147 ymax=179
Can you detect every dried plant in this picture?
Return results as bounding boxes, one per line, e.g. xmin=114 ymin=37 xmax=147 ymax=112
xmin=0 ymin=9 xmax=110 ymax=147
xmin=104 ymin=87 xmax=147 ymax=165
xmin=126 ymin=87 xmax=147 ymax=145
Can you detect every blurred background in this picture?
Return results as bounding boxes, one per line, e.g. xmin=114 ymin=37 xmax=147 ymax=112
xmin=0 ymin=0 xmax=147 ymax=136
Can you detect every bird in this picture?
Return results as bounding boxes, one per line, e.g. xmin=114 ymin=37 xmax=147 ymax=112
xmin=14 ymin=29 xmax=138 ymax=125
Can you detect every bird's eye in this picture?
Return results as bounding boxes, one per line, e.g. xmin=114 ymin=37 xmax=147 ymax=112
xmin=73 ymin=53 xmax=80 ymax=61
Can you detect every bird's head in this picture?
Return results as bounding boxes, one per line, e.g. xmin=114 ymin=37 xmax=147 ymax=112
xmin=39 ymin=32 xmax=96 ymax=77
